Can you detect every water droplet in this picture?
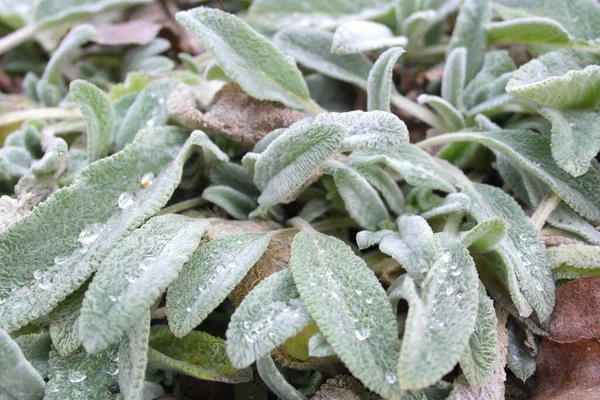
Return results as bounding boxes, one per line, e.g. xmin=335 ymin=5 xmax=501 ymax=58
xmin=78 ymin=223 xmax=105 ymax=245
xmin=450 ymin=264 xmax=458 ymax=270
xmin=38 ymin=280 xmax=52 ymax=290
xmin=138 ymin=262 xmax=148 ymax=271
xmin=385 ymin=372 xmax=397 ymax=384
xmin=146 ymin=119 xmax=155 ymax=127
xmin=243 ymin=321 xmax=251 ymax=329
xmin=441 ymin=252 xmax=451 ymax=263
xmin=186 ymin=307 xmax=192 ymax=313
xmin=33 ymin=269 xmax=43 ymax=280
xmin=68 ymin=370 xmax=87 ymax=383
xmin=158 ymin=97 xmax=165 ymax=104
xmin=439 ymin=322 xmax=445 ymax=327
xmin=0 ymin=298 xmax=6 ymax=305
xmin=451 ymin=270 xmax=462 ymax=276
xmin=105 ymin=367 xmax=119 ymax=376
xmin=109 ymin=296 xmax=119 ymax=302
xmin=440 ymin=267 xmax=448 ymax=274
xmin=365 ymin=297 xmax=373 ymax=304
xmin=437 ymin=278 xmax=445 ymax=284
xmin=244 ymin=333 xmax=255 ymax=343
xmin=125 ymin=275 xmax=138 ymax=283
xmin=445 ymin=287 xmax=454 ymax=296
xmin=54 ymin=256 xmax=68 ymax=265
xmin=150 ymin=92 xmax=157 ymax=99
xmin=355 ymin=328 xmax=371 ymax=341
xmin=117 ymin=192 xmax=134 ymax=209
xmin=309 ymin=281 xmax=316 ymax=287
xmin=141 ymin=172 xmax=155 ymax=188
xmin=456 ymin=292 xmax=464 ymax=300
xmin=535 ymin=283 xmax=543 ymax=291
xmin=355 ymin=289 xmax=362 ymax=295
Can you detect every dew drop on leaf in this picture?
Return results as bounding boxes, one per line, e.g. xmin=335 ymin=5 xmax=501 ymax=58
xmin=355 ymin=328 xmax=371 ymax=341
xmin=140 ymin=172 xmax=155 ymax=188
xmin=117 ymin=192 xmax=134 ymax=209
xmin=78 ymin=223 xmax=105 ymax=245
xmin=385 ymin=372 xmax=397 ymax=384
xmin=33 ymin=269 xmax=43 ymax=280
xmin=68 ymin=370 xmax=87 ymax=383
xmin=451 ymin=270 xmax=462 ymax=276
xmin=54 ymin=255 xmax=68 ymax=265
xmin=186 ymin=307 xmax=192 ymax=312
xmin=445 ymin=287 xmax=455 ymax=296
xmin=365 ymin=297 xmax=373 ymax=304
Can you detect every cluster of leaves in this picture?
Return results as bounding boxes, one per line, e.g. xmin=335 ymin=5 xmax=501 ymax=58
xmin=0 ymin=0 xmax=600 ymax=399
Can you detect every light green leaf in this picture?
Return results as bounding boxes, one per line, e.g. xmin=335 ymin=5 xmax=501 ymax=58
xmin=0 ymin=329 xmax=45 ymax=400
xmin=506 ymin=319 xmax=536 ymax=382
xmin=167 ymin=232 xmax=273 ymax=338
xmin=459 ymin=286 xmax=498 ymax=386
xmin=115 ymin=78 xmax=179 ymax=150
xmin=0 ymin=146 xmax=34 ymax=181
xmin=349 ymin=145 xmax=456 ymax=193
xmin=537 ymin=107 xmax=600 ymax=177
xmin=461 ymin=218 xmax=507 ymax=253
xmin=176 ymin=8 xmax=314 ymax=111
xmin=378 ymin=216 xmax=437 ymax=281
xmin=323 ymin=160 xmax=389 ymax=230
xmin=487 ymin=17 xmax=572 ymax=45
xmin=30 ymin=136 xmax=68 ymax=176
xmin=356 ymin=164 xmax=405 ymax=214
xmin=401 ymin=10 xmax=436 ymax=50
xmin=210 ymin=161 xmax=259 ymax=197
xmin=248 ymin=0 xmax=395 ymax=30
xmin=254 ymin=122 xmax=345 ymax=206
xmin=446 ymin=0 xmax=491 ymax=82
xmin=299 ymin=199 xmax=331 ymax=222
xmin=202 ymin=185 xmax=257 ymax=220
xmin=368 ymin=47 xmax=405 ymax=112
xmin=397 ymin=239 xmax=479 ymax=390
xmin=226 ymin=269 xmax=313 ymax=369
xmin=547 ymin=244 xmax=600 ymax=280
xmin=49 ymin=287 xmax=85 ymax=357
xmin=274 ymin=27 xmax=373 ymax=90
xmin=548 ymin=203 xmax=600 ymax=246
xmin=308 ymin=333 xmax=335 ymax=358
xmin=13 ymin=332 xmax=52 ymax=379
xmin=257 ymin=355 xmax=307 ymax=400
xmin=0 ymin=127 xmax=192 ymax=333
xmin=290 ymin=230 xmax=401 ymax=399
xmin=148 ymin=326 xmax=252 ymax=383
xmin=420 ymin=193 xmax=471 ymax=220
xmin=332 ymin=21 xmax=407 ymax=54
xmin=45 ymin=347 xmax=119 ymax=400
xmin=356 ymin=229 xmax=395 ymax=250
xmin=462 ymin=50 xmax=516 ymax=111
xmin=80 ymin=214 xmax=208 ymax=353
xmin=121 ymin=39 xmax=174 ymax=78
xmin=417 ymin=95 xmax=466 ymax=131
xmin=506 ymin=49 xmax=600 ymax=109
xmin=70 ymin=80 xmax=113 ymax=163
xmin=33 ymin=0 xmax=152 ymax=30
xmin=118 ymin=309 xmax=151 ymax=400
xmin=442 ymin=47 xmax=467 ymax=111
xmin=315 ymin=110 xmax=409 ymax=151
xmin=440 ymin=130 xmax=600 ymax=222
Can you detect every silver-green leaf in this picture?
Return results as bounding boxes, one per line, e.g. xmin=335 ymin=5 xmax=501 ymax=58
xmin=367 ymin=47 xmax=405 ymax=112
xmin=332 ymin=21 xmax=407 ymax=54
xmin=118 ymin=309 xmax=151 ymax=400
xmin=0 ymin=329 xmax=45 ymax=400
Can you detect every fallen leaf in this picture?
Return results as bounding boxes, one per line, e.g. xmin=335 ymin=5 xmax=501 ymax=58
xmin=312 ymin=375 xmax=369 ymax=400
xmin=548 ymin=277 xmax=600 ymax=342
xmin=91 ymin=20 xmax=162 ymax=46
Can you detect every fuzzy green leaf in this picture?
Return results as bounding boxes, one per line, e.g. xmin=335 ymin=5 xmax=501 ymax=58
xmin=506 ymin=49 xmax=600 ymax=109
xmin=461 ymin=218 xmax=508 ymax=253
xmin=257 ymin=355 xmax=307 ymax=400
xmin=417 ymin=95 xmax=466 ymax=131
xmin=210 ymin=161 xmax=259 ymax=197
xmin=45 ymin=346 xmax=119 ymax=400
xmin=226 ymin=269 xmax=313 ymax=369
xmin=202 ymin=186 xmax=257 ymax=220
xmin=49 ymin=287 xmax=85 ymax=357
xmin=332 ymin=21 xmax=407 ymax=54
xmin=420 ymin=193 xmax=471 ymax=220
xmin=167 ymin=232 xmax=273 ymax=338
xmin=506 ymin=320 xmax=536 ymax=382
xmin=176 ymin=7 xmax=314 ymax=110
xmin=290 ymin=230 xmax=401 ymax=399
xmin=356 ymin=164 xmax=405 ymax=214
xmin=446 ymin=0 xmax=491 ymax=82
xmin=349 ymin=145 xmax=456 ymax=193
xmin=308 ymin=333 xmax=335 ymax=358
xmin=0 ymin=127 xmax=192 ymax=333
xmin=148 ymin=326 xmax=252 ymax=383
xmin=274 ymin=27 xmax=373 ymax=90
xmin=315 ymin=110 xmax=409 ymax=151
xmin=254 ymin=122 xmax=345 ymax=206
xmin=299 ymin=199 xmax=331 ymax=222
xmin=323 ymin=160 xmax=389 ymax=230
xmin=487 ymin=17 xmax=572 ymax=45
xmin=13 ymin=332 xmax=52 ymax=379
xmin=80 ymin=214 xmax=208 ymax=353
xmin=368 ymin=47 xmax=405 ymax=112
xmin=442 ymin=47 xmax=467 ymax=111
xmin=537 ymin=107 xmax=600 ymax=177
xmin=70 ymin=80 xmax=114 ymax=163
xmin=459 ymin=286 xmax=498 ymax=386
xmin=115 ymin=78 xmax=179 ymax=150
xmin=397 ymin=239 xmax=479 ymax=390
xmin=547 ymin=244 xmax=600 ymax=280
xmin=0 ymin=329 xmax=45 ymax=400
xmin=248 ymin=0 xmax=395 ymax=30
xmin=118 ymin=309 xmax=151 ymax=400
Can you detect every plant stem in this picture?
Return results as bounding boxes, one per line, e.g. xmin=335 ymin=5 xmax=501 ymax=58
xmin=301 ymin=98 xmax=326 ymax=115
xmin=0 ymin=108 xmax=81 ymax=127
xmin=444 ymin=212 xmax=463 ymax=236
xmin=287 ymin=216 xmax=314 ymax=231
xmin=0 ymin=25 xmax=37 ymax=55
xmin=415 ymin=132 xmax=474 ymax=149
xmin=531 ymin=192 xmax=561 ymax=230
xmin=390 ymin=91 xmax=445 ymax=131
xmin=158 ymin=197 xmax=206 ymax=215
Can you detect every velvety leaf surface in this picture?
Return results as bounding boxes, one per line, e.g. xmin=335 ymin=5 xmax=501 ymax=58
xmin=548 ymin=244 xmax=600 ymax=280
xmin=308 ymin=333 xmax=335 ymax=357
xmin=487 ymin=17 xmax=572 ymax=45
xmin=118 ymin=309 xmax=151 ymax=400
xmin=80 ymin=214 xmax=208 ymax=353
xmin=442 ymin=47 xmax=467 ymax=111
xmin=226 ymin=269 xmax=313 ymax=369
xmin=417 ymin=95 xmax=466 ymax=131
xmin=290 ymin=230 xmax=401 ymax=399
xmin=0 ymin=329 xmax=45 ymax=400
xmin=202 ymin=185 xmax=257 ymax=220
xmin=176 ymin=8 xmax=314 ymax=110
xmin=367 ymin=47 xmax=405 ymax=112
xmin=13 ymin=332 xmax=52 ymax=379
xmin=49 ymin=286 xmax=85 ymax=357
xmin=356 ymin=164 xmax=405 ymax=214
xmin=167 ymin=232 xmax=273 ymax=338
xmin=332 ymin=21 xmax=407 ymax=54
xmin=256 ymin=355 xmax=307 ymax=400
xmin=461 ymin=218 xmax=507 ymax=253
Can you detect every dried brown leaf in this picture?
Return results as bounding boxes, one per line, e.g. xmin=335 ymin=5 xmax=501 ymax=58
xmin=167 ymin=84 xmax=205 ymax=129
xmin=91 ymin=21 xmax=162 ymax=45
xmin=312 ymin=375 xmax=372 ymax=400
xmin=549 ymin=277 xmax=600 ymax=342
